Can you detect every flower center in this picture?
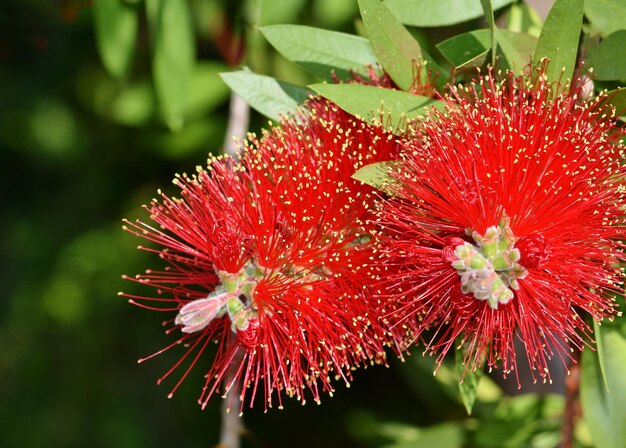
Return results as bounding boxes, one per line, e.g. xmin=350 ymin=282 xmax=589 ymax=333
xmin=175 ymin=260 xmax=262 ymax=335
xmin=451 ymin=216 xmax=527 ymax=309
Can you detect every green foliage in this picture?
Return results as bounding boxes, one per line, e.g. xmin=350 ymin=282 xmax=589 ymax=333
xmin=437 ymin=30 xmax=491 ymax=70
xmin=494 ymin=29 xmax=537 ymax=73
xmin=220 ymin=71 xmax=312 ymax=121
xmin=261 ymin=25 xmax=380 ymax=80
xmin=351 ymin=160 xmax=398 ymax=193
xmin=505 ymin=2 xmax=542 ymax=37
xmin=147 ymin=0 xmax=196 ymax=131
xmin=587 ymin=30 xmax=626 ymax=81
xmin=479 ymin=0 xmax=496 ymax=66
xmin=358 ymin=0 xmax=445 ymax=90
xmin=455 ymin=343 xmax=483 ymax=415
xmin=581 ymin=326 xmax=626 ymax=448
xmin=382 ymin=0 xmax=514 ymax=27
xmin=603 ymin=88 xmax=626 ymax=118
xmin=312 ymin=83 xmax=443 ymax=130
xmin=94 ymin=0 xmax=138 ymax=79
xmin=533 ymin=0 xmax=583 ymax=84
xmin=8 ymin=0 xmax=626 ymax=446
xmin=584 ymin=0 xmax=626 ymax=37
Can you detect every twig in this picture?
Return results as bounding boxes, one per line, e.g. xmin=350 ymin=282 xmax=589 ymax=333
xmin=217 ymin=93 xmax=250 ymax=448
xmin=218 ymin=349 xmax=243 ymax=448
xmin=223 ymin=93 xmax=250 ymax=158
xmin=561 ymin=348 xmax=581 ymax=448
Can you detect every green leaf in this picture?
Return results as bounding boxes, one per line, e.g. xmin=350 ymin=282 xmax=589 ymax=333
xmin=108 ymin=82 xmax=155 ymax=127
xmin=261 ymin=25 xmax=380 ymax=80
xmin=532 ymin=0 xmax=583 ymax=85
xmin=351 ymin=161 xmax=399 ymax=193
xmin=185 ymin=62 xmax=231 ymax=119
xmin=506 ymin=2 xmax=542 ymax=37
xmin=259 ymin=0 xmax=308 ymax=26
xmin=495 ymin=29 xmax=537 ymax=73
xmin=220 ymin=71 xmax=312 ymax=121
xmin=581 ymin=327 xmax=626 ymax=448
xmin=455 ymin=343 xmax=483 ymax=415
xmin=603 ymin=88 xmax=626 ymax=119
xmin=437 ymin=29 xmax=536 ymax=73
xmin=147 ymin=0 xmax=196 ymax=131
xmin=311 ymin=83 xmax=444 ymax=130
xmin=358 ymin=0 xmax=446 ymax=90
xmin=585 ymin=0 xmax=626 ymax=37
xmin=587 ymin=31 xmax=626 ymax=81
xmin=437 ymin=30 xmax=491 ymax=69
xmin=383 ymin=0 xmax=514 ymax=27
xmin=593 ymin=319 xmax=610 ymax=392
xmin=479 ymin=0 xmax=497 ymax=67
xmin=94 ymin=0 xmax=138 ymax=79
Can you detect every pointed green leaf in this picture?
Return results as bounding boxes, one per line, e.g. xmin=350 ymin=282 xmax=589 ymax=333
xmin=437 ymin=30 xmax=491 ymax=69
xmin=593 ymin=319 xmax=610 ymax=392
xmin=479 ymin=0 xmax=497 ymax=67
xmin=358 ymin=0 xmax=446 ymax=90
xmin=506 ymin=2 xmax=542 ymax=37
xmin=587 ymin=31 xmax=626 ymax=81
xmin=581 ymin=327 xmax=626 ymax=448
xmin=533 ymin=0 xmax=583 ymax=85
xmin=259 ymin=0 xmax=308 ymax=26
xmin=602 ymin=88 xmax=626 ymax=119
xmin=383 ymin=0 xmax=514 ymax=27
xmin=455 ymin=343 xmax=483 ymax=415
xmin=311 ymin=83 xmax=443 ymax=131
xmin=495 ymin=29 xmax=537 ymax=73
xmin=148 ymin=0 xmax=196 ymax=131
xmin=261 ymin=25 xmax=380 ymax=80
xmin=352 ymin=161 xmax=399 ymax=193
xmin=94 ymin=0 xmax=138 ymax=79
xmin=585 ymin=0 xmax=626 ymax=37
xmin=220 ymin=71 xmax=312 ymax=121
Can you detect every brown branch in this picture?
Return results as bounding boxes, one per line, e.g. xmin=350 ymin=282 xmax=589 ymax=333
xmin=561 ymin=348 xmax=582 ymax=448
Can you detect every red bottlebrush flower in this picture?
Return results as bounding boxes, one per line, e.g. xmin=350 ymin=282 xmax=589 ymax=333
xmin=121 ymin=98 xmax=402 ymax=411
xmin=375 ymin=68 xmax=626 ymax=383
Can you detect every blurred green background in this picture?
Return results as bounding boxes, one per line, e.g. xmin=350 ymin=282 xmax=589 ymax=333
xmin=0 ymin=0 xmax=588 ymax=447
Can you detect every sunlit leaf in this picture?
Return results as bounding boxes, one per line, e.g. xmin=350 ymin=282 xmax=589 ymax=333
xmin=593 ymin=319 xmax=609 ymax=392
xmin=506 ymin=2 xmax=542 ymax=37
xmin=479 ymin=0 xmax=497 ymax=67
xmin=495 ymin=29 xmax=537 ymax=73
xmin=533 ymin=0 xmax=583 ymax=85
xmin=147 ymin=0 xmax=196 ymax=131
xmin=94 ymin=0 xmax=138 ymax=79
xmin=455 ymin=342 xmax=483 ymax=415
xmin=383 ymin=0 xmax=514 ymax=27
xmin=581 ymin=327 xmax=626 ymax=448
xmin=311 ymin=83 xmax=443 ymax=130
xmin=351 ymin=160 xmax=399 ymax=193
xmin=220 ymin=71 xmax=312 ymax=121
xmin=185 ymin=62 xmax=231 ymax=119
xmin=587 ymin=31 xmax=626 ymax=81
xmin=602 ymin=88 xmax=626 ymax=118
xmin=585 ymin=0 xmax=626 ymax=37
xmin=313 ymin=0 xmax=359 ymax=27
xmin=358 ymin=0 xmax=446 ymax=90
xmin=437 ymin=30 xmax=491 ymax=69
xmin=261 ymin=25 xmax=380 ymax=80
xmin=259 ymin=0 xmax=308 ymax=25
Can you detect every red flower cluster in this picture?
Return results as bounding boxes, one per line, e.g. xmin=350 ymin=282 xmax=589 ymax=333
xmin=122 ymin=98 xmax=402 ymax=410
xmin=375 ymin=69 xmax=626 ymax=383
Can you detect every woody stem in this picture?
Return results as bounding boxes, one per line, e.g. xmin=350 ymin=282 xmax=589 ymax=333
xmin=561 ymin=348 xmax=581 ymax=448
